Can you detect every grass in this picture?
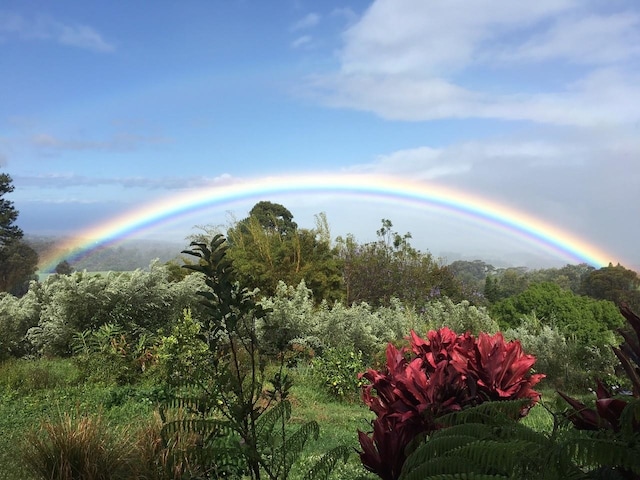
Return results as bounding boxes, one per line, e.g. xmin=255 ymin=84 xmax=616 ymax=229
xmin=0 ymin=359 xmax=157 ymax=480
xmin=0 ymin=359 xmax=372 ymax=480
xmin=22 ymin=413 xmax=136 ymax=480
xmin=0 ymin=358 xmax=572 ymax=480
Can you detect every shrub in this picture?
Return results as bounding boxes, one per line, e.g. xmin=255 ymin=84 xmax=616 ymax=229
xmin=421 ymin=297 xmax=499 ymax=335
xmin=25 ymin=264 xmax=206 ymax=357
xmin=71 ymin=323 xmax=158 ymax=386
xmin=258 ymin=280 xmax=318 ymax=355
xmin=0 ymin=289 xmax=40 ymax=359
xmin=357 ymin=327 xmax=544 ymax=480
xmin=312 ymin=347 xmax=367 ymax=401
xmin=505 ymin=313 xmax=619 ymax=390
xmin=22 ymin=412 xmax=136 ymax=480
xmin=154 ymin=308 xmax=209 ymax=385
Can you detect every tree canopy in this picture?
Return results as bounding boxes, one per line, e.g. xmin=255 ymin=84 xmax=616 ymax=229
xmin=580 ymin=263 xmax=640 ymax=312
xmin=0 ymin=173 xmax=38 ymax=296
xmin=490 ymin=282 xmax=623 ymax=346
xmin=0 ymin=173 xmax=23 ymax=247
xmin=226 ymin=203 xmax=342 ymax=301
xmin=337 ymin=219 xmax=462 ymax=306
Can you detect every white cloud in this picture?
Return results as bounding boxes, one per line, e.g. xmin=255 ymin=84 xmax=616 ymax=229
xmin=0 ymin=12 xmax=114 ymax=52
xmin=308 ymin=0 xmax=640 ymax=126
xmin=16 ymin=173 xmax=237 ymax=190
xmin=346 ymin=146 xmax=471 ymax=179
xmin=338 ymin=0 xmax=576 ymax=76
xmin=497 ymin=13 xmax=640 ymax=64
xmin=291 ymin=12 xmax=320 ymax=31
xmin=291 ymin=35 xmax=312 ymax=49
xmin=346 ymin=126 xmax=640 ymax=250
xmin=31 ymin=133 xmax=170 ymax=152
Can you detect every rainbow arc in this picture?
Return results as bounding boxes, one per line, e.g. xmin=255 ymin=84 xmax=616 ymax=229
xmin=38 ymin=174 xmax=619 ymax=272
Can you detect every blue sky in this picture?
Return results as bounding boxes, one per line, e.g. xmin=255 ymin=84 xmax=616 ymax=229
xmin=2 ymin=0 xmax=639 ymax=269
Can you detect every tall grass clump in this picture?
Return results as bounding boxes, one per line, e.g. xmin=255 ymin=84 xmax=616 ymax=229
xmin=22 ymin=412 xmax=135 ymax=480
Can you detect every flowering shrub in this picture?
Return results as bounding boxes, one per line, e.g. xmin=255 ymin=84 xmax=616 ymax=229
xmin=358 ymin=327 xmax=544 ymax=480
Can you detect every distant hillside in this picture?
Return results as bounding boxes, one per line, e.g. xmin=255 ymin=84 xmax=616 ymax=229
xmin=27 ymin=236 xmax=187 ymax=272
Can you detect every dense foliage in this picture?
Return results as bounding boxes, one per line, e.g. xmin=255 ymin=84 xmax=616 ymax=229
xmin=226 ymin=206 xmax=343 ymax=302
xmin=0 ymin=173 xmax=38 ymax=296
xmin=336 ymin=220 xmax=461 ymax=307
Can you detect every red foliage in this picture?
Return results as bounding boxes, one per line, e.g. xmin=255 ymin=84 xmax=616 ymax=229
xmin=358 ymin=327 xmax=544 ymax=480
xmin=558 ymin=381 xmax=630 ymax=432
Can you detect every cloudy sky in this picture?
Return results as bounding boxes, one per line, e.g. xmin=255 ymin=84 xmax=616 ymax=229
xmin=2 ymin=0 xmax=639 ymax=269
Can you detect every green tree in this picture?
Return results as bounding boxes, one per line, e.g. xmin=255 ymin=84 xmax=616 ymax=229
xmin=528 ymin=263 xmax=595 ymax=294
xmin=160 ymin=235 xmax=349 ymax=479
xmin=246 ymin=200 xmax=297 ymax=234
xmin=337 ymin=219 xmax=462 ymax=306
xmin=483 ymin=267 xmax=530 ymax=303
xmin=448 ymin=259 xmax=494 ymax=303
xmin=0 ymin=173 xmax=38 ymax=296
xmin=491 ymin=282 xmax=623 ymax=343
xmin=54 ymin=260 xmax=73 ymax=275
xmin=226 ymin=203 xmax=342 ymax=301
xmin=581 ymin=263 xmax=640 ymax=312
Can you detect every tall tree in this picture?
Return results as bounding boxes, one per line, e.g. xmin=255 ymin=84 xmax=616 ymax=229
xmin=245 ymin=200 xmax=297 ymax=235
xmin=337 ymin=219 xmax=462 ymax=306
xmin=0 ymin=173 xmax=23 ymax=246
xmin=226 ymin=202 xmax=342 ymax=301
xmin=0 ymin=174 xmax=38 ymax=296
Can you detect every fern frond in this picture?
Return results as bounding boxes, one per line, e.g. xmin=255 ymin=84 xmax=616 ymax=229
xmin=399 ymin=401 xmax=581 ymax=480
xmin=454 ymin=439 xmax=536 ymax=475
xmin=256 ymin=399 xmax=292 ymax=442
xmin=402 ymin=469 xmax=508 ymax=480
xmin=302 ymin=445 xmax=352 ymax=480
xmin=279 ymin=420 xmax=320 ymax=474
xmin=400 ymin=455 xmax=489 ymax=480
xmin=437 ymin=399 xmax=531 ymax=427
xmin=620 ymin=397 xmax=640 ymax=439
xmin=556 ymin=429 xmax=640 ymax=473
xmin=161 ymin=418 xmax=231 ymax=442
xmin=401 ymin=434 xmax=479 ymax=473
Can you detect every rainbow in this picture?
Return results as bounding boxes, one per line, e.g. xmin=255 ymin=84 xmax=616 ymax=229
xmin=37 ymin=173 xmax=619 ymax=272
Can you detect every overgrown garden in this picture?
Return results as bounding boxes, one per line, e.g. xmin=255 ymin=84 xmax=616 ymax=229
xmin=1 ymin=176 xmax=640 ymax=478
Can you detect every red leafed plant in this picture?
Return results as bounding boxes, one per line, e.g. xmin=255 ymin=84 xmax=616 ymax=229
xmin=358 ymin=327 xmax=544 ymax=480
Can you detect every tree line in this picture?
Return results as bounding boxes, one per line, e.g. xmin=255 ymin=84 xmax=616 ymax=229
xmin=2 ymin=173 xmax=640 ymax=314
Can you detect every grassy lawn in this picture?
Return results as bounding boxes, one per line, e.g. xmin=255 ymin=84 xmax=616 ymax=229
xmin=0 ymin=358 xmax=574 ymax=480
xmin=0 ymin=359 xmax=374 ymax=480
